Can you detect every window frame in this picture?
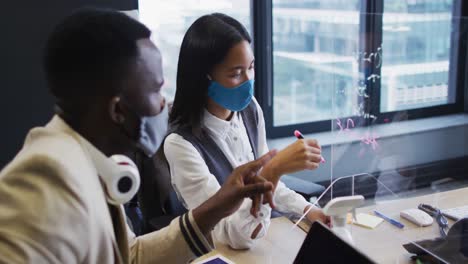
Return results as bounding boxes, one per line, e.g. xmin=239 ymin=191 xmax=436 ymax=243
xmin=254 ymin=0 xmax=467 ymax=139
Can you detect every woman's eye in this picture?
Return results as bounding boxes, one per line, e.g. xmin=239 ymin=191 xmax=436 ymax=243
xmin=231 ymin=72 xmax=242 ymax=78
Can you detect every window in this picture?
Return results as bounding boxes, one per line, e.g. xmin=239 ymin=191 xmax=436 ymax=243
xmin=255 ymin=0 xmax=465 ymax=138
xmin=138 ymin=1 xmax=465 ymax=138
xmin=138 ymin=0 xmax=251 ymax=101
xmin=271 ymin=1 xmax=361 ymax=126
xmin=381 ymin=0 xmax=454 ymax=112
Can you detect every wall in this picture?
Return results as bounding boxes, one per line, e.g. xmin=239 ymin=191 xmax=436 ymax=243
xmin=0 ymin=0 xmax=137 ymax=168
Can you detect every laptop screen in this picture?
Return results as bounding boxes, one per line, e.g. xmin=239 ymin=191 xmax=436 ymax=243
xmin=294 ymin=221 xmax=375 ymax=264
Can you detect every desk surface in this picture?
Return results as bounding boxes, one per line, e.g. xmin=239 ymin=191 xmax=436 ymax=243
xmin=197 ymin=217 xmax=304 ymax=264
xmin=197 ymin=187 xmax=468 ymax=264
xmin=352 ymin=186 xmax=468 ymax=263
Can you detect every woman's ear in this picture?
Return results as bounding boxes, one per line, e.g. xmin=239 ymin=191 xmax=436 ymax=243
xmin=109 ymin=96 xmax=125 ymax=124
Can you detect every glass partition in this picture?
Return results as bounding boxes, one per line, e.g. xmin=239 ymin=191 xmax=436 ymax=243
xmin=286 ymin=12 xmax=468 ymax=264
xmin=291 ymin=173 xmax=424 ymax=263
xmin=269 ymin=0 xmax=462 ymax=137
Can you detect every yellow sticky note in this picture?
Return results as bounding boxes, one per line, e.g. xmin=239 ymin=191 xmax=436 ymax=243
xmin=346 ymin=213 xmax=353 ymax=224
xmin=353 ymin=213 xmax=383 ymax=229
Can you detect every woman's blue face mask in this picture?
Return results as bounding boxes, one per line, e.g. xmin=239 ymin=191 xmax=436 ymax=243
xmin=207 ymin=79 xmax=254 ymax=112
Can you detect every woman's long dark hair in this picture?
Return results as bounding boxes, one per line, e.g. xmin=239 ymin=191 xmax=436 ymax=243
xmin=169 ymin=13 xmax=252 ymax=138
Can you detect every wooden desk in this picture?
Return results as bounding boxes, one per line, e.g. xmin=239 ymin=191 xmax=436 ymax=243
xmin=196 ymin=217 xmax=305 ymax=264
xmin=351 ymin=186 xmax=468 ymax=263
xmin=196 ymin=187 xmax=468 ymax=264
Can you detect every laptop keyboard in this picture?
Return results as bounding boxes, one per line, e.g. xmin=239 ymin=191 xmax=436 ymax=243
xmin=415 ymin=237 xmax=445 ymax=249
xmin=403 ymin=237 xmax=446 ymax=256
xmin=442 ymin=205 xmax=468 ymax=221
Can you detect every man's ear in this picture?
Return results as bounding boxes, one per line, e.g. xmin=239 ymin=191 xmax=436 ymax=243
xmin=109 ymin=96 xmax=125 ymax=124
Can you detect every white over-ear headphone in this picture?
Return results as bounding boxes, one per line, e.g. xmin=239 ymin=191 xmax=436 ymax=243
xmin=103 ymin=155 xmax=140 ymax=205
xmin=79 ymin=137 xmax=141 ymax=205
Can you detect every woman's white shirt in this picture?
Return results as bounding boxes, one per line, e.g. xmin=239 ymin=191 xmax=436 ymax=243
xmin=164 ymin=98 xmax=310 ymax=249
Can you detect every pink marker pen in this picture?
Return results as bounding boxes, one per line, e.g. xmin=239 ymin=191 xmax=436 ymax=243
xmin=294 ymin=130 xmax=326 ymax=163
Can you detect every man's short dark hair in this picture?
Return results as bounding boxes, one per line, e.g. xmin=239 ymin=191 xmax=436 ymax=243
xmin=44 ymin=7 xmax=151 ymax=112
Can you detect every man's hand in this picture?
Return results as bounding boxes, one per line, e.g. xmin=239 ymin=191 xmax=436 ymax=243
xmin=192 ymin=150 xmax=277 ymax=234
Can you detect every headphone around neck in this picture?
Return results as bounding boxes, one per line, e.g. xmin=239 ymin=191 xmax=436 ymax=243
xmin=79 ymin=136 xmax=141 ymax=205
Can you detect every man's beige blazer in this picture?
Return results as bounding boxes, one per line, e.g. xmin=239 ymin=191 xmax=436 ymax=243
xmin=0 ymin=116 xmax=212 ymax=263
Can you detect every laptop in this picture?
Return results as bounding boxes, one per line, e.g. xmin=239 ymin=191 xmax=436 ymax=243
xmin=403 ymin=218 xmax=468 ymax=264
xmin=294 ymin=221 xmax=375 ymax=264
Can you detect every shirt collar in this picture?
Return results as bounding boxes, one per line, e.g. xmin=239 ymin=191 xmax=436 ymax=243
xmin=203 ymin=109 xmax=240 ymax=139
xmin=46 ymin=115 xmax=78 ymax=136
xmin=47 ymin=115 xmax=106 ymax=160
